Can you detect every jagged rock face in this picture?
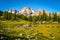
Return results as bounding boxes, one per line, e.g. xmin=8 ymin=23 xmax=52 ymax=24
xmin=7 ymin=7 xmax=60 ymax=17
xmin=35 ymin=10 xmax=44 ymax=16
xmin=20 ymin=7 xmax=35 ymax=16
xmin=8 ymin=9 xmax=17 ymax=14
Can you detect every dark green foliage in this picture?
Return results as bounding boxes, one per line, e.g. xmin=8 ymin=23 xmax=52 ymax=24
xmin=28 ymin=16 xmax=32 ymax=22
xmin=0 ymin=11 xmax=3 ymax=19
xmin=0 ymin=10 xmax=60 ymax=23
xmin=32 ymin=16 xmax=38 ymax=23
xmin=3 ymin=12 xmax=8 ymax=20
xmin=58 ymin=16 xmax=60 ymax=23
xmin=53 ymin=12 xmax=57 ymax=22
xmin=0 ymin=10 xmax=3 ymax=16
xmin=2 ymin=12 xmax=12 ymax=20
xmin=48 ymin=13 xmax=51 ymax=21
xmin=42 ymin=10 xmax=47 ymax=21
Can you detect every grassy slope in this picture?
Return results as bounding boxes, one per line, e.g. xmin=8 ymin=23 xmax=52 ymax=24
xmin=35 ymin=24 xmax=60 ymax=40
xmin=0 ymin=20 xmax=60 ymax=40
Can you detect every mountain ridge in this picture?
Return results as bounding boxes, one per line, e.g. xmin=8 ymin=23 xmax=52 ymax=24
xmin=7 ymin=7 xmax=60 ymax=16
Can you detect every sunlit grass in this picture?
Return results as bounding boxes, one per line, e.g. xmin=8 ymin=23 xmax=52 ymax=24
xmin=0 ymin=20 xmax=60 ymax=40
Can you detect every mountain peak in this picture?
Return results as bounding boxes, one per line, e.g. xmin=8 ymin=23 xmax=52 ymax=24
xmin=23 ymin=7 xmax=31 ymax=10
xmin=20 ymin=7 xmax=35 ymax=15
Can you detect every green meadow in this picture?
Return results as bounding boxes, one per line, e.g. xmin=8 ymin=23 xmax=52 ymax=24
xmin=0 ymin=11 xmax=60 ymax=40
xmin=0 ymin=20 xmax=60 ymax=40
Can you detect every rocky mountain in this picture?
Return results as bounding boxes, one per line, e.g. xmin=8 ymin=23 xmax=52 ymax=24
xmin=8 ymin=9 xmax=17 ymax=13
xmin=7 ymin=7 xmax=60 ymax=17
xmin=18 ymin=7 xmax=35 ymax=16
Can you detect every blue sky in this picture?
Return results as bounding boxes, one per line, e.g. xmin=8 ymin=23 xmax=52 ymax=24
xmin=0 ymin=0 xmax=60 ymax=12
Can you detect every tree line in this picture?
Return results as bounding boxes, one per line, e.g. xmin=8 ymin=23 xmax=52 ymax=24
xmin=0 ymin=10 xmax=60 ymax=23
